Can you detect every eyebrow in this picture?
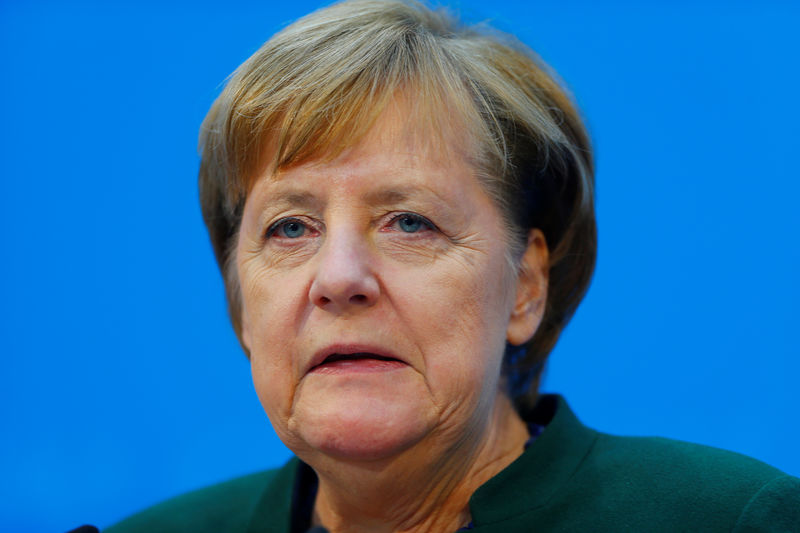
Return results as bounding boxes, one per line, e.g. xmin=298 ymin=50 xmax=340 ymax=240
xmin=263 ymin=190 xmax=323 ymax=211
xmin=261 ymin=183 xmax=446 ymax=214
xmin=363 ymin=188 xmax=409 ymax=206
xmin=363 ymin=185 xmax=443 ymax=207
xmin=253 ymin=190 xmax=323 ymax=229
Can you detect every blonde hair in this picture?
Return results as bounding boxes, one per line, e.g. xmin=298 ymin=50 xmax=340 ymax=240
xmin=198 ymin=0 xmax=596 ymax=411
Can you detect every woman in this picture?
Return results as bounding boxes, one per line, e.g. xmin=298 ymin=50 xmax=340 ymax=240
xmin=105 ymin=1 xmax=800 ymax=531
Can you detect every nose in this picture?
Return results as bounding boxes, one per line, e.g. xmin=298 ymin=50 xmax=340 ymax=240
xmin=308 ymin=229 xmax=380 ymax=311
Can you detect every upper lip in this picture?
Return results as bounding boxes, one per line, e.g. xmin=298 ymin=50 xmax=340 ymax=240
xmin=306 ymin=343 xmax=406 ymax=373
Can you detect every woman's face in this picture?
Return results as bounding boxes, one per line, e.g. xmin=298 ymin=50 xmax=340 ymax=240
xmin=236 ymin=105 xmax=546 ymax=462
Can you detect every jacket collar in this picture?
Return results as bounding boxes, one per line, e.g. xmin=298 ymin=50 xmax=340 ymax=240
xmin=246 ymin=394 xmax=595 ymax=532
xmin=469 ymin=394 xmax=598 ymax=526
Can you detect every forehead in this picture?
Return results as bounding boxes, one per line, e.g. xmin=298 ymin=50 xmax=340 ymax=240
xmin=252 ymin=109 xmax=479 ymax=207
xmin=256 ymin=92 xmax=479 ymax=185
xmin=313 ymin=106 xmax=469 ymax=177
xmin=355 ymin=96 xmax=474 ymax=157
xmin=241 ymin=100 xmax=495 ymax=225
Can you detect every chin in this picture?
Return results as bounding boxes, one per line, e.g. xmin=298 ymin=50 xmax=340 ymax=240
xmin=290 ymin=397 xmax=432 ymax=462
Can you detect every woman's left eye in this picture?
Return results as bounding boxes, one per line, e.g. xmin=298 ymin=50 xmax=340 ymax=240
xmin=388 ymin=213 xmax=433 ymax=234
xmin=266 ymin=218 xmax=310 ymax=239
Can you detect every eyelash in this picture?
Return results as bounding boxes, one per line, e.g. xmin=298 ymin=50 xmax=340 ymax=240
xmin=264 ymin=212 xmax=437 ymax=240
xmin=265 ymin=217 xmax=316 ymax=239
xmin=385 ymin=212 xmax=436 ymax=234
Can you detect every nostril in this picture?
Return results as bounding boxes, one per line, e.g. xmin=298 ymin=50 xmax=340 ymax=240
xmin=308 ymin=261 xmax=380 ymax=309
xmin=350 ymin=294 xmax=368 ymax=304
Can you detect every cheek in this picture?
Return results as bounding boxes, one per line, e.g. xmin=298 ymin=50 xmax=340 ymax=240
xmin=388 ymin=250 xmax=512 ymax=399
xmin=250 ymin=336 xmax=305 ymax=448
xmin=250 ymin=355 xmax=285 ymax=419
xmin=240 ymin=253 xmax=312 ymax=348
xmin=239 ymin=262 xmax=311 ymax=430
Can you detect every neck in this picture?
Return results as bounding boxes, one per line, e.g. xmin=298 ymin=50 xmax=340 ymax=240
xmin=308 ymin=392 xmax=529 ymax=533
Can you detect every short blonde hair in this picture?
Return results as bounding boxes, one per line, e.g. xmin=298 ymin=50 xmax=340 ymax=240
xmin=198 ymin=0 xmax=596 ymax=411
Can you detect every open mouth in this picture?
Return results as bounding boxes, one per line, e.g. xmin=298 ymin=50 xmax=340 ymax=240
xmin=323 ymin=352 xmax=399 ymax=363
xmin=310 ymin=352 xmax=406 ymax=373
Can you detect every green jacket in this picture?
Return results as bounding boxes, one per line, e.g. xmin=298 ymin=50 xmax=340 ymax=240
xmin=105 ymin=395 xmax=800 ymax=532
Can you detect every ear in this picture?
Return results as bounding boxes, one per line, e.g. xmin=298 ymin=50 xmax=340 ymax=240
xmin=506 ymin=229 xmax=549 ymax=346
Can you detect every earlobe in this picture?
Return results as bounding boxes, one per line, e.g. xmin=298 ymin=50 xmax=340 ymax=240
xmin=506 ymin=229 xmax=549 ymax=346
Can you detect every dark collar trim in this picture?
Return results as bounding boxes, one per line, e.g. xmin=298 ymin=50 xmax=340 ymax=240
xmin=468 ymin=395 xmax=598 ymax=525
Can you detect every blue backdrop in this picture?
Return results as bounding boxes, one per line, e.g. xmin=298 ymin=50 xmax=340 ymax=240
xmin=1 ymin=1 xmax=798 ymax=531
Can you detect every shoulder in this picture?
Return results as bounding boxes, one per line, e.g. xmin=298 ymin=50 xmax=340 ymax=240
xmin=591 ymin=431 xmax=786 ymax=489
xmin=545 ymin=396 xmax=800 ymax=531
xmin=478 ymin=395 xmax=800 ymax=532
xmin=576 ymin=433 xmax=800 ymax=531
xmin=103 ymin=459 xmax=299 ymax=533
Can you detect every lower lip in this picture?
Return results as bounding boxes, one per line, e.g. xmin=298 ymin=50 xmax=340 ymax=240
xmin=310 ymin=358 xmax=406 ymax=374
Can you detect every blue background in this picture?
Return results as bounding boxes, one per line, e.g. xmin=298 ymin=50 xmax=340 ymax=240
xmin=1 ymin=1 xmax=798 ymax=531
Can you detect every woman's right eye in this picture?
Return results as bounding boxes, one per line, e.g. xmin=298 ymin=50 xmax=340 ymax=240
xmin=266 ymin=218 xmax=310 ymax=239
